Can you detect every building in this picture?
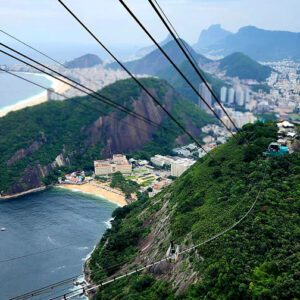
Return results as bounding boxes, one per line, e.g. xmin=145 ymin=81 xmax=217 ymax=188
xmin=244 ymin=88 xmax=250 ymax=103
xmin=171 ymin=158 xmax=195 ymax=177
xmin=220 ymin=86 xmax=227 ymax=103
xmin=235 ymin=87 xmax=245 ymax=106
xmin=94 ymin=154 xmax=132 ymax=176
xmin=228 ymin=88 xmax=235 ymax=104
xmin=150 ymin=155 xmax=174 ymax=167
xmin=199 ymin=82 xmax=212 ymax=111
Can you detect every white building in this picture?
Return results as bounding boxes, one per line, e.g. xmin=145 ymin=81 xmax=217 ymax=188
xmin=94 ymin=154 xmax=132 ymax=176
xmin=150 ymin=155 xmax=174 ymax=167
xmin=244 ymin=88 xmax=250 ymax=103
xmin=220 ymin=86 xmax=227 ymax=103
xmin=171 ymin=158 xmax=196 ymax=177
xmin=235 ymin=87 xmax=245 ymax=106
xmin=199 ymin=82 xmax=212 ymax=111
xmin=228 ymin=88 xmax=235 ymax=104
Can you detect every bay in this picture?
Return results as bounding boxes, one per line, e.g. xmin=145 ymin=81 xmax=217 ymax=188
xmin=0 ymin=72 xmax=53 ymax=109
xmin=0 ymin=188 xmax=116 ymax=299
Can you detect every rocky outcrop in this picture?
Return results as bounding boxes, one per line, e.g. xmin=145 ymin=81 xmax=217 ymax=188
xmin=7 ymin=137 xmax=46 ymax=166
xmin=7 ymin=152 xmax=70 ymax=195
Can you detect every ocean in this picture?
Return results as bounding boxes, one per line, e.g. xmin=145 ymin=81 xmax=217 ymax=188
xmin=0 ymin=188 xmax=117 ymax=299
xmin=0 ymin=72 xmax=54 ymax=110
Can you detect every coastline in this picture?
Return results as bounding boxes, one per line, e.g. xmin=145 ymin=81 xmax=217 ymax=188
xmin=0 ymin=186 xmax=46 ymax=200
xmin=0 ymin=72 xmax=70 ymax=118
xmin=57 ymin=181 xmax=127 ymax=207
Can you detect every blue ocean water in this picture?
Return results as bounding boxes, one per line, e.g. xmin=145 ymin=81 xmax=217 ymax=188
xmin=0 ymin=72 xmax=53 ymax=109
xmin=0 ymin=188 xmax=116 ymax=299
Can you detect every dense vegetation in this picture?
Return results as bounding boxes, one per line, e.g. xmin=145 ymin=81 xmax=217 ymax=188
xmin=158 ymin=59 xmax=225 ymax=104
xmin=88 ymin=122 xmax=300 ymax=299
xmin=0 ymin=77 xmax=214 ymax=194
xmin=110 ymin=172 xmax=139 ymax=199
xmin=218 ymin=52 xmax=273 ymax=81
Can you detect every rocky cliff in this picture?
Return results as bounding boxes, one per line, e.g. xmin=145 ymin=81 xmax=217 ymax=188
xmin=0 ymin=78 xmax=214 ymax=195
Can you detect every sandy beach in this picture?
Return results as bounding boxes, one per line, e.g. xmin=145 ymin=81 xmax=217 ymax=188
xmin=58 ymin=181 xmax=127 ymax=207
xmin=0 ymin=73 xmax=70 ymax=117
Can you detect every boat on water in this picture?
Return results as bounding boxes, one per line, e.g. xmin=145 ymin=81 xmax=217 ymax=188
xmin=1 ymin=227 xmax=6 ymax=231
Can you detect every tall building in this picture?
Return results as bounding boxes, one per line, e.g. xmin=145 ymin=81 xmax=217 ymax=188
xmin=199 ymin=82 xmax=212 ymax=111
xmin=228 ymin=88 xmax=235 ymax=104
xmin=220 ymin=86 xmax=227 ymax=103
xmin=244 ymin=88 xmax=250 ymax=103
xmin=235 ymin=87 xmax=245 ymax=106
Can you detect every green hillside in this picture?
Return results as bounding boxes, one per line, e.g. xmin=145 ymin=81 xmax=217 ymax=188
xmin=218 ymin=52 xmax=273 ymax=81
xmin=158 ymin=59 xmax=225 ymax=103
xmin=88 ymin=122 xmax=300 ymax=299
xmin=0 ymin=78 xmax=214 ymax=194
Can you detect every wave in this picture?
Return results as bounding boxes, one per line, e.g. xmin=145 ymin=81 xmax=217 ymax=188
xmin=104 ymin=217 xmax=114 ymax=229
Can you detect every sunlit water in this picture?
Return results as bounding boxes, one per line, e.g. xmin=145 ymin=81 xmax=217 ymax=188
xmin=0 ymin=72 xmax=53 ymax=109
xmin=0 ymin=188 xmax=116 ymax=299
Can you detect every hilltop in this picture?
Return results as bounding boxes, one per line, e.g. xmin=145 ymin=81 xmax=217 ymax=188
xmin=113 ymin=39 xmax=211 ymax=76
xmin=197 ymin=25 xmax=300 ymax=61
xmin=0 ymin=77 xmax=214 ymax=195
xmin=109 ymin=39 xmax=224 ymax=103
xmin=87 ymin=122 xmax=300 ymax=299
xmin=218 ymin=52 xmax=273 ymax=81
xmin=64 ymin=54 xmax=103 ymax=69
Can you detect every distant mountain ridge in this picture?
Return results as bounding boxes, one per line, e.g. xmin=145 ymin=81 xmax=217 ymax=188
xmin=118 ymin=39 xmax=211 ymax=76
xmin=135 ymin=34 xmax=173 ymax=58
xmin=194 ymin=24 xmax=232 ymax=50
xmin=64 ymin=54 xmax=103 ymax=69
xmin=218 ymin=52 xmax=273 ymax=81
xmin=196 ymin=25 xmax=300 ymax=61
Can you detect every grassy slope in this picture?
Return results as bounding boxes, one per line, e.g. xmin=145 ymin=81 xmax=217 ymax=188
xmin=89 ymin=122 xmax=300 ymax=300
xmin=0 ymin=78 xmax=214 ymax=192
xmin=219 ymin=52 xmax=273 ymax=82
xmin=158 ymin=60 xmax=225 ymax=104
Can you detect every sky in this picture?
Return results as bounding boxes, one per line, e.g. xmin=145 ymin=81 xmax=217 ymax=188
xmin=1 ymin=0 xmax=300 ymax=62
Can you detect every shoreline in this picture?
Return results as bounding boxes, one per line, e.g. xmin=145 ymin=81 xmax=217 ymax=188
xmin=57 ymin=181 xmax=127 ymax=207
xmin=0 ymin=72 xmax=70 ymax=117
xmin=0 ymin=186 xmax=46 ymax=200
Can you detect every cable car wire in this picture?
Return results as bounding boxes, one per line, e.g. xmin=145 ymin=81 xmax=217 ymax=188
xmin=0 ymin=44 xmax=170 ymax=131
xmin=118 ymin=0 xmax=236 ymax=137
xmin=57 ymin=0 xmax=208 ymax=151
xmin=148 ymin=0 xmax=240 ymax=133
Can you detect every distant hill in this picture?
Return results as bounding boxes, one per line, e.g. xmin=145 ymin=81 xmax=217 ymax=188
xmin=108 ymin=39 xmax=221 ymax=103
xmin=135 ymin=34 xmax=173 ymax=58
xmin=159 ymin=59 xmax=225 ymax=103
xmin=109 ymin=39 xmax=211 ymax=76
xmin=218 ymin=52 xmax=273 ymax=81
xmin=199 ymin=25 xmax=300 ymax=61
xmin=64 ymin=54 xmax=102 ymax=69
xmin=194 ymin=24 xmax=232 ymax=51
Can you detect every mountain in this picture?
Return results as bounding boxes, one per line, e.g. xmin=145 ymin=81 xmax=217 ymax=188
xmin=110 ymin=39 xmax=211 ymax=76
xmin=135 ymin=34 xmax=173 ymax=59
xmin=0 ymin=78 xmax=214 ymax=195
xmin=159 ymin=59 xmax=225 ymax=103
xmin=200 ymin=25 xmax=300 ymax=61
xmin=64 ymin=54 xmax=103 ymax=68
xmin=194 ymin=24 xmax=233 ymax=51
xmin=87 ymin=122 xmax=300 ymax=299
xmin=218 ymin=52 xmax=273 ymax=81
xmin=109 ymin=40 xmax=222 ymax=103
